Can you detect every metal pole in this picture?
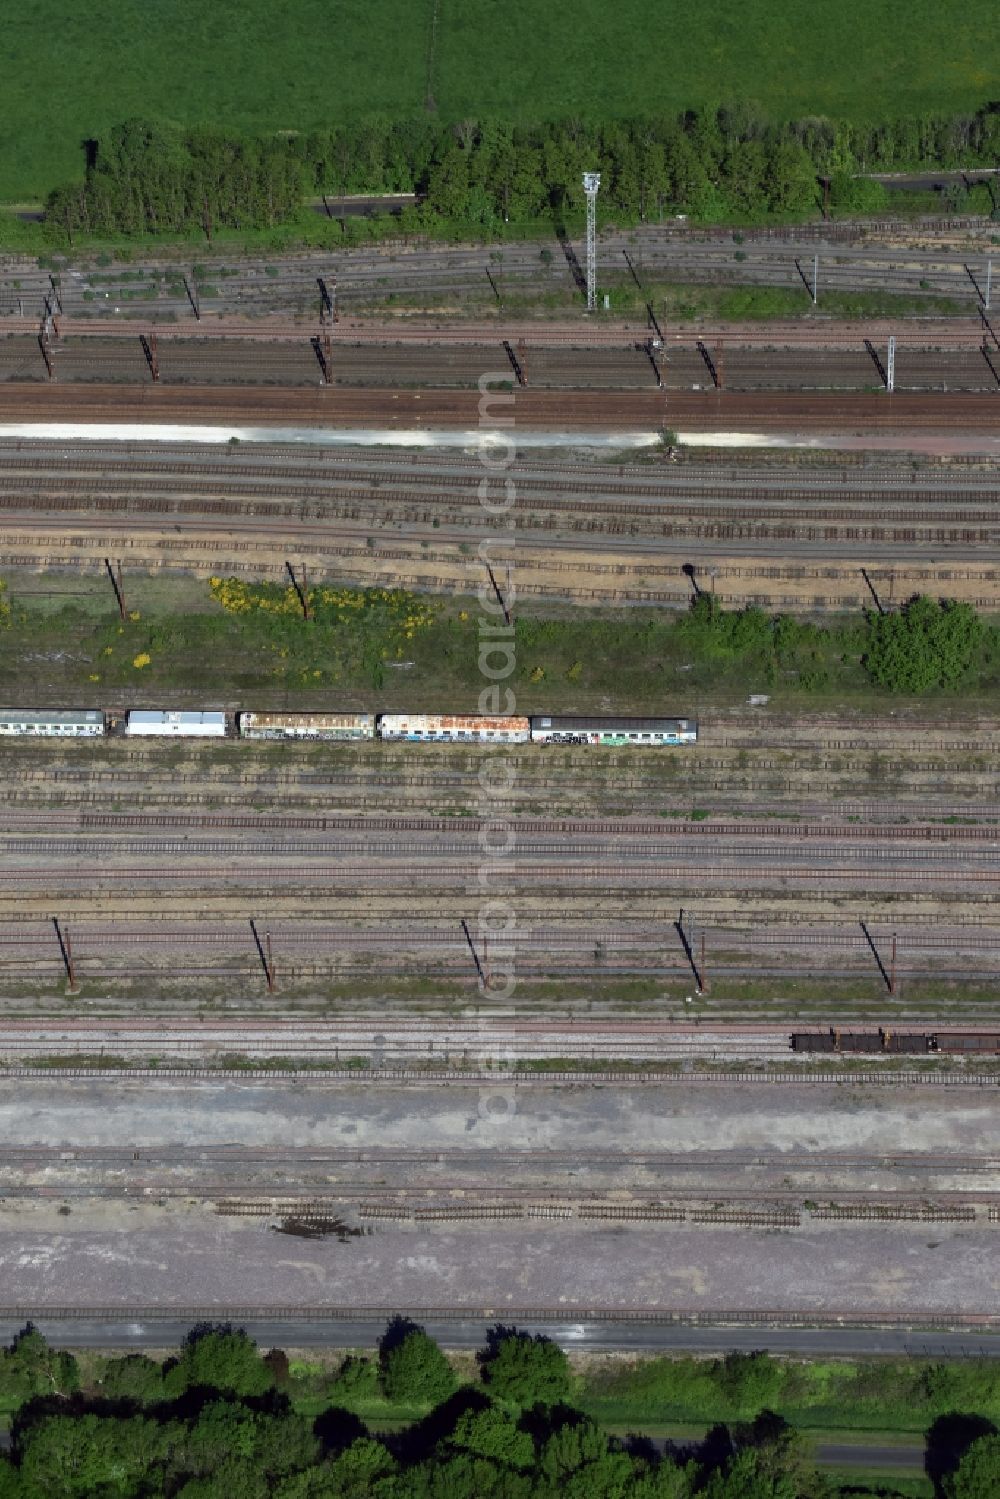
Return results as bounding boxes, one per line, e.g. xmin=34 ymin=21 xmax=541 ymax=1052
xmin=889 ymin=933 xmax=897 ymax=996
xmin=63 ymin=926 xmax=78 ymax=994
xmin=886 ymin=336 xmax=896 ymax=394
xmin=986 ymin=259 xmax=993 ymax=312
xmin=265 ymin=931 xmax=275 ymax=995
xmin=812 ymin=254 xmax=818 ymax=306
xmin=301 ymin=564 xmax=311 ymax=621
xmin=700 ymin=929 xmax=709 ymax=993
xmin=116 ymin=561 xmax=126 ymax=622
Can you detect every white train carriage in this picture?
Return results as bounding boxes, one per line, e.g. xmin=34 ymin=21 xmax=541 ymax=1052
xmin=0 ymin=709 xmax=105 ymax=738
xmin=377 ymin=713 xmax=530 ymax=744
xmin=530 ymin=715 xmax=698 ymax=746
xmin=238 ymin=711 xmax=375 ymax=741
xmin=125 ymin=710 xmax=228 ymax=738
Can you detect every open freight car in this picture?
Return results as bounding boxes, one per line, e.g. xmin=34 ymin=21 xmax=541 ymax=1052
xmin=791 ymin=1029 xmax=940 ymax=1054
xmin=790 ymin=1029 xmax=1000 ymax=1055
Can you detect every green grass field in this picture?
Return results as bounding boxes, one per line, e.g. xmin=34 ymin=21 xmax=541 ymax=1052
xmin=0 ymin=0 xmax=997 ymax=202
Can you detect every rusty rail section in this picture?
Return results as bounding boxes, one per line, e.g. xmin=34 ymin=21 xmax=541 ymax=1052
xmin=0 ymin=1305 xmax=998 ymax=1330
xmin=0 ymin=1067 xmax=994 ymax=1086
xmin=71 ymin=812 xmax=1000 ymax=841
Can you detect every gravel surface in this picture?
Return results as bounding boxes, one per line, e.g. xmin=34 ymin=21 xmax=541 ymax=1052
xmin=0 ymin=1210 xmax=995 ymax=1315
xmin=0 ymin=1078 xmax=993 ymax=1316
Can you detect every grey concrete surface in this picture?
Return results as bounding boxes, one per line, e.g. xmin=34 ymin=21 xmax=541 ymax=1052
xmin=1 ymin=1077 xmax=996 ymax=1155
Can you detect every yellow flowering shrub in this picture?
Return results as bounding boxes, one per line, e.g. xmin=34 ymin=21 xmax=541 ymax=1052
xmin=206 ymin=576 xmax=440 ymax=691
xmin=208 ymin=577 xmax=438 ymax=646
xmin=132 ymin=652 xmax=151 ymax=669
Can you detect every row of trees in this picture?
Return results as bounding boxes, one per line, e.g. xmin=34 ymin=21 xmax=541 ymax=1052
xmin=673 ymin=592 xmax=986 ymax=695
xmin=2 ymin=1322 xmax=1000 ymax=1495
xmin=45 ymin=102 xmax=1000 ymax=240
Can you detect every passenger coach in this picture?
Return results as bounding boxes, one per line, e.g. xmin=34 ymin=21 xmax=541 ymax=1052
xmin=239 ymin=712 xmax=375 ymax=741
xmin=377 ymin=714 xmax=531 ymax=744
xmin=530 ymin=715 xmax=697 ymax=746
xmin=0 ymin=709 xmax=104 ymax=738
xmin=125 ymin=710 xmax=228 ymax=738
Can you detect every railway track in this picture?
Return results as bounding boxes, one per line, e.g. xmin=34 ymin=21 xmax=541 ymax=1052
xmin=0 ymin=383 xmax=997 ymax=432
xmin=1 ymin=861 xmax=998 ymax=892
xmin=0 ymin=1145 xmax=992 ymax=1168
xmin=4 ymin=443 xmax=1000 ymax=575
xmin=4 ymin=796 xmax=998 ymax=826
xmin=0 ymin=924 xmax=996 ymax=955
xmin=1 ymin=437 xmax=994 ymax=483
xmin=0 ymin=1065 xmax=992 ymax=1086
xmin=7 ymin=314 xmax=998 ymax=348
xmin=0 ymin=471 xmax=998 ymax=535
xmin=4 ymin=332 xmax=999 ymax=396
xmin=58 ymin=812 xmax=1000 ymax=839
xmin=4 ymin=219 xmax=1000 ymax=321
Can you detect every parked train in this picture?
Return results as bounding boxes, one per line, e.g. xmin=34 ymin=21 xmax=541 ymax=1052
xmin=0 ymin=709 xmax=698 ymax=747
xmin=791 ymin=1029 xmax=1000 ymax=1055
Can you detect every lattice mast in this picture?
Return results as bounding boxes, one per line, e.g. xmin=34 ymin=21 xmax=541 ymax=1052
xmin=582 ymin=172 xmax=601 ymax=311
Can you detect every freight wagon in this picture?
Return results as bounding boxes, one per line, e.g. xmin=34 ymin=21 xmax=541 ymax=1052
xmin=239 ymin=712 xmax=375 ymax=741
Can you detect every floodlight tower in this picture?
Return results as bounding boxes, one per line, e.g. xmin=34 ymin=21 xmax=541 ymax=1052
xmin=582 ymin=172 xmax=601 ymax=311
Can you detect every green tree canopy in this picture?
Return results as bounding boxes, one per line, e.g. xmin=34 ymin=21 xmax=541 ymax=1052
xmin=448 ymin=1405 xmax=535 ymax=1470
xmin=163 ymin=1325 xmax=274 ymax=1399
xmin=863 ymin=595 xmax=984 ymax=693
xmin=16 ymin=1414 xmax=169 ymax=1499
xmin=710 ymin=1353 xmax=786 ymax=1414
xmin=0 ymin=1328 xmax=78 ymax=1405
xmin=96 ymin=1354 xmax=163 ymax=1405
xmin=480 ymin=1328 xmax=572 ymax=1407
xmin=943 ymin=1433 xmax=1000 ymax=1498
xmin=378 ymin=1321 xmax=457 ymax=1406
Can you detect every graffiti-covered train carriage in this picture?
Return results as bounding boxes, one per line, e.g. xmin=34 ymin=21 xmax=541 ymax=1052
xmin=0 ymin=708 xmax=699 ymax=747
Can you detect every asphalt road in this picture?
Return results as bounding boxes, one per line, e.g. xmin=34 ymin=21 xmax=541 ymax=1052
xmin=6 ymin=1318 xmax=1000 ymax=1360
xmin=818 ymin=1441 xmax=922 ymax=1470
